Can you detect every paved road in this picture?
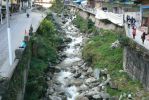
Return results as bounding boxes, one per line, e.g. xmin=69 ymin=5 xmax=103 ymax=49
xmin=0 ymin=9 xmax=46 ymax=78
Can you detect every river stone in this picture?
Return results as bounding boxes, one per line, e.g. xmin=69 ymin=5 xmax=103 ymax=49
xmin=87 ymin=67 xmax=93 ymax=73
xmin=70 ymin=69 xmax=76 ymax=74
xmin=78 ymin=84 xmax=89 ymax=91
xmin=68 ymin=26 xmax=72 ymax=31
xmin=70 ymin=79 xmax=83 ymax=86
xmin=48 ymin=65 xmax=60 ymax=72
xmin=74 ymin=72 xmax=81 ymax=78
xmin=79 ymin=74 xmax=85 ymax=79
xmin=128 ymin=94 xmax=132 ymax=99
xmin=53 ymin=85 xmax=62 ymax=92
xmin=75 ymin=43 xmax=81 ymax=47
xmin=111 ymin=96 xmax=119 ymax=100
xmin=85 ymin=77 xmax=96 ymax=83
xmin=64 ymin=38 xmax=72 ymax=43
xmin=47 ymin=88 xmax=54 ymax=95
xmin=75 ymin=95 xmax=89 ymax=100
xmin=58 ymin=91 xmax=65 ymax=95
xmin=57 ymin=44 xmax=67 ymax=51
xmin=49 ymin=96 xmax=62 ymax=100
xmin=92 ymin=87 xmax=100 ymax=92
xmin=99 ymin=92 xmax=110 ymax=99
xmin=101 ymin=68 xmax=108 ymax=75
xmin=47 ymin=77 xmax=51 ymax=81
xmin=94 ymin=68 xmax=100 ymax=80
xmin=92 ymin=94 xmax=102 ymax=99
xmin=109 ymin=81 xmax=118 ymax=90
xmin=85 ymin=90 xmax=99 ymax=96
xmin=80 ymin=63 xmax=86 ymax=68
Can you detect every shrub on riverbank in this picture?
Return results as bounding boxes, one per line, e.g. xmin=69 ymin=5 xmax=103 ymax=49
xmin=51 ymin=0 xmax=64 ymax=13
xmin=82 ymin=29 xmax=148 ymax=98
xmin=24 ymin=14 xmax=63 ymax=100
xmin=73 ymin=15 xmax=98 ymax=33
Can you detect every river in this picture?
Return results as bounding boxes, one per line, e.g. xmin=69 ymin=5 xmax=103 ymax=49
xmin=45 ymin=11 xmax=107 ymax=100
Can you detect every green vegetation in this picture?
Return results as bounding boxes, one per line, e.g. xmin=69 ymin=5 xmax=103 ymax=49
xmin=73 ymin=15 xmax=99 ymax=34
xmin=83 ymin=29 xmax=123 ymax=70
xmin=51 ymin=0 xmax=64 ymax=13
xmin=73 ymin=15 xmax=149 ymax=98
xmin=82 ymin=29 xmax=147 ymax=98
xmin=24 ymin=13 xmax=63 ymax=100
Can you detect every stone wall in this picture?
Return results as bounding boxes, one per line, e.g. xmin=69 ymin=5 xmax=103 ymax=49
xmin=123 ymin=46 xmax=149 ymax=90
xmin=1 ymin=45 xmax=31 ymax=100
xmin=78 ymin=10 xmax=89 ymax=20
xmin=88 ymin=14 xmax=96 ymax=22
xmin=68 ymin=5 xmax=123 ymax=31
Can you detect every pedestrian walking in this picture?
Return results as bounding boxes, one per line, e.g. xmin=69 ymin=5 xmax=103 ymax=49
xmin=141 ymin=32 xmax=147 ymax=44
xmin=29 ymin=25 xmax=33 ymax=36
xmin=126 ymin=15 xmax=130 ymax=22
xmin=131 ymin=17 xmax=136 ymax=27
xmin=128 ymin=19 xmax=131 ymax=28
xmin=132 ymin=26 xmax=136 ymax=39
xmin=26 ymin=13 xmax=29 ymax=18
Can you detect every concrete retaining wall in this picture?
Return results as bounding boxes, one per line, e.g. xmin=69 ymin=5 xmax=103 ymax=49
xmin=1 ymin=44 xmax=31 ymax=100
xmin=68 ymin=5 xmax=123 ymax=31
xmin=123 ymin=45 xmax=149 ymax=90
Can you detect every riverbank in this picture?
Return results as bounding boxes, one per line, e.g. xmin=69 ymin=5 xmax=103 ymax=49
xmin=73 ymin=14 xmax=149 ymax=99
xmin=24 ymin=13 xmax=66 ymax=100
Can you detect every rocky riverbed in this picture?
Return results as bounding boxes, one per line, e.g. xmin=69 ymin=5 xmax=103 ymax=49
xmin=44 ymin=11 xmax=113 ymax=100
xmin=44 ymin=9 xmax=137 ymax=100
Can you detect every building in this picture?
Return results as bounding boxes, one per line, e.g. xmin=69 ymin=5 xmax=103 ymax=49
xmin=11 ymin=0 xmax=20 ymax=12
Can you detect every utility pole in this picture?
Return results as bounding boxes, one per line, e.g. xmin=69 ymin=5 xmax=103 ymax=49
xmin=6 ymin=0 xmax=13 ymax=65
xmin=0 ymin=0 xmax=2 ymax=24
xmin=19 ymin=0 xmax=22 ymax=12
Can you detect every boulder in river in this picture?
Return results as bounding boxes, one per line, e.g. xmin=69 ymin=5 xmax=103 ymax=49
xmin=64 ymin=38 xmax=72 ymax=43
xmin=87 ymin=67 xmax=93 ymax=73
xmin=85 ymin=77 xmax=96 ymax=83
xmin=109 ymin=81 xmax=118 ymax=90
xmin=74 ymin=72 xmax=82 ymax=78
xmin=92 ymin=94 xmax=102 ymax=99
xmin=69 ymin=79 xmax=83 ymax=86
xmin=49 ymin=96 xmax=62 ymax=100
xmin=75 ymin=95 xmax=89 ymax=100
xmin=99 ymin=92 xmax=110 ymax=99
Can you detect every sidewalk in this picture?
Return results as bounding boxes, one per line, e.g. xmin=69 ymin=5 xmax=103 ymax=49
xmin=0 ymin=9 xmax=46 ymax=79
xmin=0 ymin=11 xmax=24 ymax=29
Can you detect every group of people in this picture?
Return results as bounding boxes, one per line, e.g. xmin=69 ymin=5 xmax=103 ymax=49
xmin=126 ymin=15 xmax=136 ymax=28
xmin=126 ymin=15 xmax=148 ymax=44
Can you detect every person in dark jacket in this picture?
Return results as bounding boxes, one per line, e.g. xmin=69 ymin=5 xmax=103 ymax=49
xmin=141 ymin=32 xmax=147 ymax=44
xmin=27 ymin=13 xmax=29 ymax=18
xmin=132 ymin=26 xmax=136 ymax=39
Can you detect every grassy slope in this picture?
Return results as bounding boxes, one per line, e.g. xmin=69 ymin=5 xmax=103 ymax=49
xmin=83 ymin=29 xmax=149 ymax=98
xmin=73 ymin=15 xmax=149 ymax=98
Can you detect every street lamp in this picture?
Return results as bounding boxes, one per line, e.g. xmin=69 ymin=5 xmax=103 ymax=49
xmin=6 ymin=0 xmax=13 ymax=65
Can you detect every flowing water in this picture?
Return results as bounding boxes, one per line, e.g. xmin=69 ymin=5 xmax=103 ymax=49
xmin=51 ymin=16 xmax=84 ymax=100
xmin=58 ymin=20 xmax=82 ymax=100
xmin=46 ymin=13 xmax=109 ymax=100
